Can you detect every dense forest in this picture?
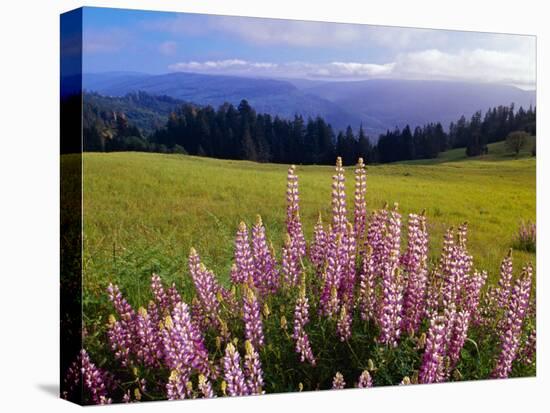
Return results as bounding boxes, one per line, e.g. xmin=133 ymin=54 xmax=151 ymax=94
xmin=82 ymin=92 xmax=536 ymax=165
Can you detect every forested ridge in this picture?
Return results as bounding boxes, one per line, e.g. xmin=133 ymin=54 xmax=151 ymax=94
xmin=81 ymin=91 xmax=536 ymax=164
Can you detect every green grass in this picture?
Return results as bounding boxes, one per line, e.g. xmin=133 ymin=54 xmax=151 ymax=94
xmin=79 ymin=140 xmax=535 ymax=313
xmin=405 ymin=136 xmax=536 ymax=164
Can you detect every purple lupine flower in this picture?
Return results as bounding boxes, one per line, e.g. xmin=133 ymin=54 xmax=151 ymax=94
xmin=62 ymin=354 xmax=82 ymax=400
xmin=358 ymin=245 xmax=376 ymax=321
xmin=166 ymin=369 xmax=189 ymax=400
xmin=331 ymin=157 xmax=348 ymax=235
xmin=492 ymin=264 xmax=533 ymax=378
xmin=135 ymin=306 xmax=163 ymax=368
xmin=151 ymin=274 xmax=170 ymax=315
xmin=286 ymin=165 xmax=300 ymax=231
xmin=296 ymin=333 xmax=316 ymax=367
xmin=332 ymin=372 xmax=346 ymax=389
xmin=319 ymin=232 xmax=344 ymax=318
xmin=80 ymin=349 xmax=112 ymax=404
xmin=233 ymin=221 xmax=255 ymax=285
xmin=354 ymin=157 xmax=367 ymax=241
xmin=441 ymin=303 xmax=457 ymax=379
xmin=230 ymin=264 xmax=239 ymax=287
xmin=244 ymin=340 xmax=265 ymax=395
xmin=167 ymin=283 xmax=182 ymax=308
xmin=464 ymin=270 xmax=487 ymax=324
xmin=356 ymin=370 xmax=373 ymax=388
xmin=455 ymin=223 xmax=473 ymax=306
xmin=447 ymin=309 xmax=470 ymax=371
xmin=440 ymin=224 xmax=473 ymax=309
xmin=401 ymin=212 xmax=429 ymax=335
xmin=438 ymin=228 xmax=456 ymax=308
xmin=162 ymin=301 xmax=211 ymax=378
xmin=219 ymin=283 xmax=240 ymax=316
xmin=336 ymin=305 xmax=352 ymax=342
xmin=365 ymin=206 xmax=388 ymax=275
xmin=107 ymin=283 xmax=135 ymax=322
xmin=252 ymin=215 xmax=279 ymax=295
xmin=107 ymin=283 xmax=136 ymax=365
xmin=293 ymin=280 xmax=316 ymax=365
xmin=496 ymin=249 xmax=514 ymax=310
xmin=62 ymin=349 xmax=113 ymax=405
xmin=424 ymin=268 xmax=442 ymax=320
xmin=419 ymin=314 xmax=447 ymax=384
xmin=198 ymin=374 xmax=215 ymax=398
xmin=282 ymin=233 xmax=301 ymax=287
xmin=147 ymin=299 xmax=161 ymax=329
xmin=340 ymin=222 xmax=357 ymax=307
xmin=286 ymin=165 xmax=307 ymax=257
xmin=223 ymin=343 xmax=249 ymax=397
xmin=310 ymin=212 xmax=328 ymax=271
xmin=188 ymin=248 xmax=222 ymax=327
xmin=378 ymin=204 xmax=403 ymax=347
xmin=515 ymin=220 xmax=536 ymax=252
xmin=519 ymin=328 xmax=536 ymax=365
xmin=243 ymin=286 xmax=265 ymax=348
xmin=107 ymin=314 xmax=132 ymax=366
xmin=190 ymin=296 xmax=207 ymax=332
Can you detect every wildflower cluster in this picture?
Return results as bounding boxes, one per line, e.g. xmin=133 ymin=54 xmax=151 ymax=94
xmin=514 ymin=220 xmax=536 ymax=253
xmin=65 ymin=158 xmax=535 ymax=404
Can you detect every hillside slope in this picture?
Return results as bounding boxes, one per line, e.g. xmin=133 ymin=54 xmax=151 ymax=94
xmin=83 ymin=72 xmax=362 ymax=132
xmin=303 ymin=79 xmax=536 ymax=134
xmin=83 ymin=72 xmax=536 ymax=136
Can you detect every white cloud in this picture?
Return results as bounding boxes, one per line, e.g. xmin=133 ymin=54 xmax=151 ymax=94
xmin=169 ymin=59 xmax=277 ymax=73
xmin=168 ymin=59 xmax=394 ymax=79
xmin=329 ymin=62 xmax=395 ymax=76
xmin=393 ymin=48 xmax=535 ymax=89
xmin=167 ymin=48 xmax=535 ymax=89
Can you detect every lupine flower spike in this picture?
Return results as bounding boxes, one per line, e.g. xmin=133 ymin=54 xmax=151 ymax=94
xmin=233 ymin=221 xmax=255 ymax=284
xmin=354 ymin=157 xmax=367 ymax=241
xmin=357 ymin=370 xmax=373 ymax=388
xmin=332 ymin=372 xmax=346 ymax=389
xmin=310 ymin=212 xmax=327 ymax=271
xmin=252 ymin=215 xmax=279 ymax=295
xmin=223 ymin=343 xmax=249 ymax=397
xmin=244 ymin=340 xmax=265 ymax=395
xmin=243 ymin=286 xmax=265 ymax=348
xmin=286 ymin=165 xmax=306 ymax=257
xmin=293 ymin=276 xmax=316 ymax=365
xmin=67 ymin=157 xmax=536 ymax=403
xmin=492 ymin=264 xmax=533 ymax=378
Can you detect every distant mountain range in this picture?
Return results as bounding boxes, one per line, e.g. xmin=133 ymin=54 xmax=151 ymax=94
xmin=83 ymin=71 xmax=536 ymax=137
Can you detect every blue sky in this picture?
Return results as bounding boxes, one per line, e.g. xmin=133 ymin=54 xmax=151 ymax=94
xmin=81 ymin=7 xmax=536 ymax=89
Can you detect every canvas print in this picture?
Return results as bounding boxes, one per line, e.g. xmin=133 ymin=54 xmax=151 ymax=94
xmin=60 ymin=7 xmax=536 ymax=405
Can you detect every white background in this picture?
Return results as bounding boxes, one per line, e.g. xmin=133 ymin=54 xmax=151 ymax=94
xmin=0 ymin=0 xmax=547 ymax=411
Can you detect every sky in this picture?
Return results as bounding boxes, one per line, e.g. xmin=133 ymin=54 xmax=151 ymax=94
xmin=81 ymin=7 xmax=536 ymax=90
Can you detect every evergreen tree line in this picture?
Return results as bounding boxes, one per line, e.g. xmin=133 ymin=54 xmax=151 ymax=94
xmin=83 ymin=97 xmax=536 ymax=164
xmin=377 ymin=104 xmax=536 ymax=162
xmin=449 ymin=104 xmax=536 ymax=157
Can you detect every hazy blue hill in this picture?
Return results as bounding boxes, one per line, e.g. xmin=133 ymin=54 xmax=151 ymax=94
xmin=83 ymin=72 xmax=536 ymax=137
xmin=302 ymin=79 xmax=536 ymax=133
xmin=83 ymin=72 xmax=152 ymax=93
xmin=83 ymin=72 xmax=363 ymax=132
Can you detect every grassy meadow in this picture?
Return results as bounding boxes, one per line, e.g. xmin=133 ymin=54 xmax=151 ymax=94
xmin=79 ymin=139 xmax=535 ymax=323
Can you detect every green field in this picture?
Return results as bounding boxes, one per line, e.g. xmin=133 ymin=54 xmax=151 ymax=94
xmin=80 ymin=140 xmax=535 ymax=311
